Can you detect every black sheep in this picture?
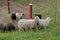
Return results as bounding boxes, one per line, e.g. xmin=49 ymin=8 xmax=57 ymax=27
xmin=4 ymin=22 xmax=16 ymax=32
xmin=0 ymin=22 xmax=16 ymax=32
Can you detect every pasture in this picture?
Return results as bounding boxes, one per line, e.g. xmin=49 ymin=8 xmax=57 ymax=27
xmin=0 ymin=0 xmax=60 ymax=40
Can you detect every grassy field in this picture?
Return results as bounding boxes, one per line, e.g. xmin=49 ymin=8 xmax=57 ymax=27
xmin=0 ymin=0 xmax=60 ymax=40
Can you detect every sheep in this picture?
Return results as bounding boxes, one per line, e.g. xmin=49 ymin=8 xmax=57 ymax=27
xmin=18 ymin=16 xmax=38 ymax=31
xmin=0 ymin=22 xmax=16 ymax=32
xmin=36 ymin=16 xmax=51 ymax=29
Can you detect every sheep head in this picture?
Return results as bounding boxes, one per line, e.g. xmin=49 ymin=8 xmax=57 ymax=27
xmin=16 ymin=13 xmax=24 ymax=19
xmin=33 ymin=16 xmax=40 ymax=23
xmin=46 ymin=17 xmax=51 ymax=22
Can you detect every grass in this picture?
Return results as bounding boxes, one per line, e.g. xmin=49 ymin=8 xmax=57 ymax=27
xmin=0 ymin=0 xmax=60 ymax=40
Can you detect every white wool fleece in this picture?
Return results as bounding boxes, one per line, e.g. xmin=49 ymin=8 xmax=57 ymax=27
xmin=18 ymin=16 xmax=38 ymax=31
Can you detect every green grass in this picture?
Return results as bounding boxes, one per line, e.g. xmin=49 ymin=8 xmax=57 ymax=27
xmin=0 ymin=0 xmax=60 ymax=40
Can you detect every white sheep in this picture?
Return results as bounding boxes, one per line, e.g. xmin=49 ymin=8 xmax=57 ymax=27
xmin=18 ymin=16 xmax=38 ymax=31
xmin=16 ymin=13 xmax=24 ymax=19
xmin=37 ymin=16 xmax=51 ymax=29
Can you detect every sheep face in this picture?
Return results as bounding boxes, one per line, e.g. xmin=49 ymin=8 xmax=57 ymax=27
xmin=34 ymin=16 xmax=38 ymax=22
xmin=16 ymin=13 xmax=24 ymax=19
xmin=11 ymin=14 xmax=16 ymax=20
xmin=34 ymin=16 xmax=40 ymax=25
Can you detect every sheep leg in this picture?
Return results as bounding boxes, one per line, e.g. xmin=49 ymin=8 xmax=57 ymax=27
xmin=36 ymin=26 xmax=38 ymax=30
xmin=19 ymin=28 xmax=21 ymax=31
xmin=23 ymin=28 xmax=25 ymax=31
xmin=32 ymin=27 xmax=35 ymax=30
xmin=33 ymin=26 xmax=38 ymax=31
xmin=3 ymin=27 xmax=6 ymax=32
xmin=19 ymin=27 xmax=25 ymax=31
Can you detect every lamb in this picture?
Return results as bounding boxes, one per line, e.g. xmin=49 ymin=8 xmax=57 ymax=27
xmin=18 ymin=16 xmax=38 ymax=31
xmin=37 ymin=16 xmax=51 ymax=29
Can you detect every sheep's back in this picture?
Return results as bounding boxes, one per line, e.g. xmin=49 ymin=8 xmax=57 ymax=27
xmin=18 ymin=19 xmax=36 ymax=28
